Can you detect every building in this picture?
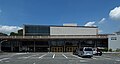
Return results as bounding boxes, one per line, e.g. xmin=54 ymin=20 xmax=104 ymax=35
xmin=108 ymin=31 xmax=120 ymax=51
xmin=0 ymin=24 xmax=108 ymax=52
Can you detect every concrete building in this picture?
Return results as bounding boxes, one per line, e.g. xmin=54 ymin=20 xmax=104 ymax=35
xmin=108 ymin=31 xmax=120 ymax=51
xmin=0 ymin=24 xmax=108 ymax=52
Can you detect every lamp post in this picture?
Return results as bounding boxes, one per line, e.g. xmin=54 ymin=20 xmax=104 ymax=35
xmin=0 ymin=40 xmax=7 ymax=52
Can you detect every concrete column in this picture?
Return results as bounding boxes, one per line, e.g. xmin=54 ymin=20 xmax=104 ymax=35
xmin=34 ymin=41 xmax=35 ymax=52
xmin=64 ymin=41 xmax=66 ymax=52
xmin=19 ymin=41 xmax=21 ymax=52
xmin=48 ymin=41 xmax=50 ymax=52
xmin=11 ymin=41 xmax=13 ymax=52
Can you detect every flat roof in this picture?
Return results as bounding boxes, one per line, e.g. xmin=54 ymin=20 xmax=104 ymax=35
xmin=24 ymin=24 xmax=97 ymax=28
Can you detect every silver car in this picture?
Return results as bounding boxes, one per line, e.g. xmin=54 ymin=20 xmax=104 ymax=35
xmin=78 ymin=47 xmax=93 ymax=58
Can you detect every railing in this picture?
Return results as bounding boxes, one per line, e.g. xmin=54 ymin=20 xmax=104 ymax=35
xmin=0 ymin=35 xmax=108 ymax=39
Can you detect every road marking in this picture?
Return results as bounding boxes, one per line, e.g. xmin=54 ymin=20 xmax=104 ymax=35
xmin=80 ymin=60 xmax=88 ymax=63
xmin=10 ymin=53 xmax=28 ymax=57
xmin=39 ymin=54 xmax=47 ymax=59
xmin=71 ymin=54 xmax=84 ymax=59
xmin=26 ymin=54 xmax=39 ymax=58
xmin=18 ymin=54 xmax=40 ymax=59
xmin=62 ymin=54 xmax=68 ymax=59
xmin=15 ymin=53 xmax=27 ymax=55
xmin=116 ymin=60 xmax=120 ymax=61
xmin=105 ymin=58 xmax=112 ymax=60
xmin=5 ymin=61 xmax=10 ymax=62
xmin=33 ymin=62 xmax=36 ymax=64
xmin=52 ymin=54 xmax=55 ymax=58
xmin=92 ymin=57 xmax=97 ymax=60
xmin=0 ymin=58 xmax=10 ymax=62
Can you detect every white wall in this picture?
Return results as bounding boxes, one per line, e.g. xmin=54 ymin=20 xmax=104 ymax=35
xmin=108 ymin=34 xmax=120 ymax=50
xmin=50 ymin=27 xmax=98 ymax=35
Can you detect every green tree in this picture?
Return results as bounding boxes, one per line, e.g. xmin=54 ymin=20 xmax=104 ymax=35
xmin=109 ymin=48 xmax=112 ymax=52
xmin=18 ymin=29 xmax=23 ymax=36
xmin=0 ymin=32 xmax=8 ymax=36
xmin=10 ymin=32 xmax=18 ymax=36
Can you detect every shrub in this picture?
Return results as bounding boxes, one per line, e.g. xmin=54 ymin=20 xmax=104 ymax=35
xmin=116 ymin=48 xmax=120 ymax=52
xmin=109 ymin=48 xmax=112 ymax=52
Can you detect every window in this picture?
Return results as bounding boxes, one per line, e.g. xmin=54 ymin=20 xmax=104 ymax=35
xmin=25 ymin=25 xmax=50 ymax=36
xmin=84 ymin=48 xmax=92 ymax=51
xmin=111 ymin=37 xmax=117 ymax=40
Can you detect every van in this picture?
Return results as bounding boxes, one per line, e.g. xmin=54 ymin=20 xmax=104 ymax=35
xmin=77 ymin=47 xmax=93 ymax=58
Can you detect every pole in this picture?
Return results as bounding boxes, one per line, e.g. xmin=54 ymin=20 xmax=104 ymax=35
xmin=34 ymin=41 xmax=35 ymax=52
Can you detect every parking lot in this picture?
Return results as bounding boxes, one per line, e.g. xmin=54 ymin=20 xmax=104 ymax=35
xmin=0 ymin=52 xmax=120 ymax=64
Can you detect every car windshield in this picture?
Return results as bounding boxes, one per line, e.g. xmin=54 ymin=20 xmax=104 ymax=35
xmin=84 ymin=48 xmax=92 ymax=51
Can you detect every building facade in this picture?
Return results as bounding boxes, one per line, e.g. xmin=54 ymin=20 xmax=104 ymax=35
xmin=108 ymin=31 xmax=120 ymax=51
xmin=0 ymin=24 xmax=108 ymax=52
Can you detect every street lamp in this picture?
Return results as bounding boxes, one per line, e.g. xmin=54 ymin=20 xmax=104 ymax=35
xmin=0 ymin=40 xmax=7 ymax=52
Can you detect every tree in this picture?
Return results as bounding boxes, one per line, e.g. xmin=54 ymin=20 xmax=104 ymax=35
xmin=109 ymin=48 xmax=112 ymax=52
xmin=18 ymin=29 xmax=23 ymax=36
xmin=0 ymin=32 xmax=8 ymax=36
xmin=9 ymin=29 xmax=23 ymax=36
xmin=10 ymin=32 xmax=18 ymax=36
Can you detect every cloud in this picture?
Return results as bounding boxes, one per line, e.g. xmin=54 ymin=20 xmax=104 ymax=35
xmin=0 ymin=25 xmax=22 ymax=34
xmin=84 ymin=22 xmax=96 ymax=26
xmin=109 ymin=6 xmax=120 ymax=21
xmin=98 ymin=18 xmax=106 ymax=24
xmin=98 ymin=29 xmax=103 ymax=33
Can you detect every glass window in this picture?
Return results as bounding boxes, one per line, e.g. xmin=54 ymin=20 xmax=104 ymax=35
xmin=111 ymin=37 xmax=117 ymax=40
xmin=84 ymin=48 xmax=92 ymax=51
xmin=25 ymin=25 xmax=50 ymax=36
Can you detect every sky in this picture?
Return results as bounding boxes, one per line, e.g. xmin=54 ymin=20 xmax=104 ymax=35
xmin=0 ymin=0 xmax=120 ymax=34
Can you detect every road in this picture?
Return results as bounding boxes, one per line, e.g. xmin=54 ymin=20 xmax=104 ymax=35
xmin=0 ymin=52 xmax=120 ymax=64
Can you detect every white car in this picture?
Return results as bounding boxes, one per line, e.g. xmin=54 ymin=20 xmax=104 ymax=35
xmin=93 ymin=48 xmax=102 ymax=56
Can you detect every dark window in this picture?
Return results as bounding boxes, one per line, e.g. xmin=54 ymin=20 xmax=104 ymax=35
xmin=84 ymin=48 xmax=92 ymax=51
xmin=111 ymin=37 xmax=117 ymax=40
xmin=25 ymin=25 xmax=50 ymax=36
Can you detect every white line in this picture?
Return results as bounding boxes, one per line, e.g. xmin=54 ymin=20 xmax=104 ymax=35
xmin=62 ymin=54 xmax=68 ymax=59
xmin=0 ymin=58 xmax=10 ymax=62
xmin=52 ymin=54 xmax=55 ymax=58
xmin=71 ymin=54 xmax=84 ymax=59
xmin=39 ymin=54 xmax=47 ymax=59
xmin=92 ymin=57 xmax=97 ymax=60
xmin=5 ymin=61 xmax=10 ymax=63
xmin=105 ymin=58 xmax=112 ymax=60
xmin=80 ymin=60 xmax=88 ymax=63
xmin=24 ymin=54 xmax=39 ymax=58
xmin=33 ymin=62 xmax=36 ymax=64
xmin=116 ymin=60 xmax=120 ymax=61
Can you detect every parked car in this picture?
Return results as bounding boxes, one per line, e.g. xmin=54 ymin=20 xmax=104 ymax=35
xmin=77 ymin=47 xmax=93 ymax=58
xmin=93 ymin=48 xmax=102 ymax=56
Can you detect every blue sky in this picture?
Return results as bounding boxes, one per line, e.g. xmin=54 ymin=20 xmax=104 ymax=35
xmin=0 ymin=0 xmax=120 ymax=34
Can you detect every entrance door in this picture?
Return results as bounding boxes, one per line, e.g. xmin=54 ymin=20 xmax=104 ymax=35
xmin=66 ymin=47 xmax=78 ymax=52
xmin=51 ymin=47 xmax=63 ymax=52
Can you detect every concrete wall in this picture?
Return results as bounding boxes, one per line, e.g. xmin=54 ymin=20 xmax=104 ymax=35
xmin=108 ymin=34 xmax=120 ymax=50
xmin=50 ymin=27 xmax=98 ymax=35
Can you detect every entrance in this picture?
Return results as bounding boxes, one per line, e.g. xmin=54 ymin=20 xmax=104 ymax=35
xmin=51 ymin=47 xmax=63 ymax=52
xmin=66 ymin=47 xmax=78 ymax=52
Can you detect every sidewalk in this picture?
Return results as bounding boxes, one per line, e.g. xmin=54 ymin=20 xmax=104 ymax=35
xmin=103 ymin=52 xmax=120 ymax=54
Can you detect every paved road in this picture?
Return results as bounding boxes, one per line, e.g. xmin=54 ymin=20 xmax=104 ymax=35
xmin=0 ymin=52 xmax=120 ymax=64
